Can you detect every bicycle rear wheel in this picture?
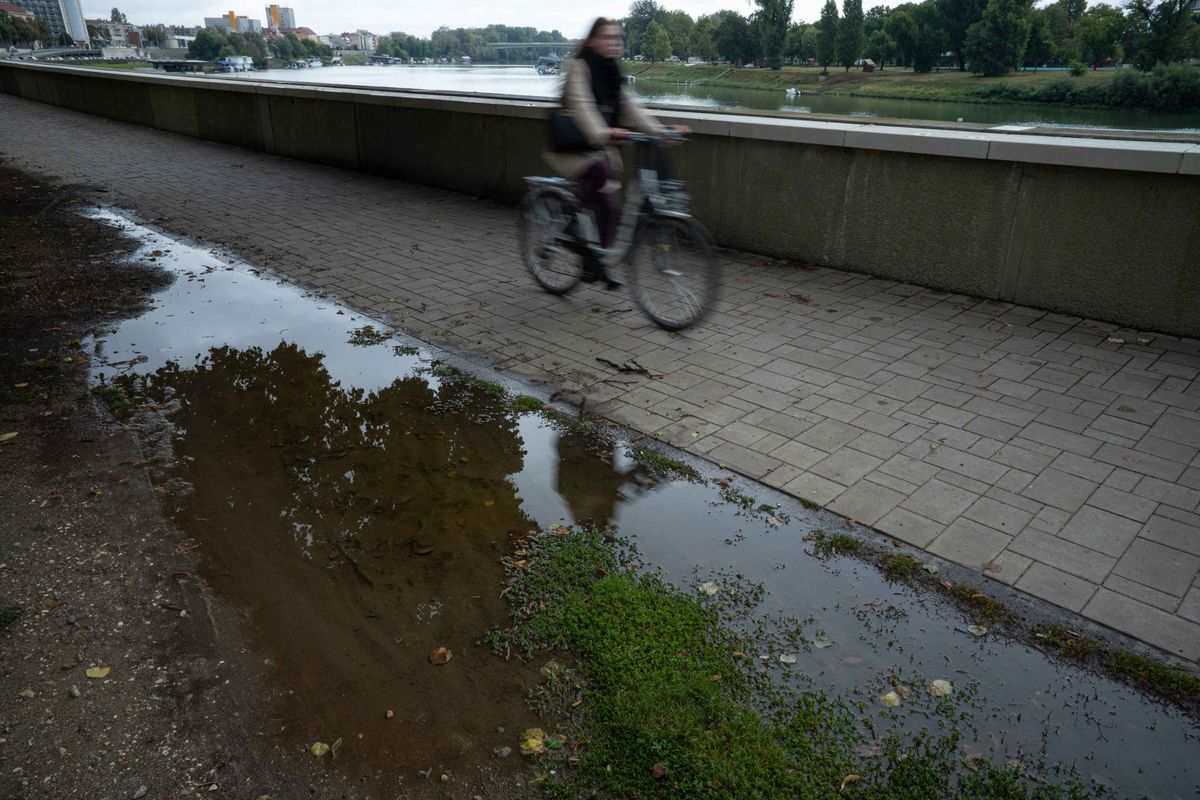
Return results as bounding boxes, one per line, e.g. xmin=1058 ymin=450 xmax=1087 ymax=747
xmin=629 ymin=215 xmax=719 ymax=331
xmin=518 ymin=189 xmax=581 ymax=296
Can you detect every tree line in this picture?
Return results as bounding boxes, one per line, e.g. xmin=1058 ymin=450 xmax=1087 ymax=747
xmin=375 ymin=25 xmax=569 ymax=63
xmin=0 ymin=11 xmax=51 ymax=47
xmin=620 ymin=0 xmax=1198 ymax=76
xmin=187 ymin=29 xmax=333 ymax=64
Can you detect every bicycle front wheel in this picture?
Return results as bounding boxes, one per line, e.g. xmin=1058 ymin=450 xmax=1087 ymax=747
xmin=629 ymin=215 xmax=719 ymax=331
xmin=518 ymin=189 xmax=581 ymax=296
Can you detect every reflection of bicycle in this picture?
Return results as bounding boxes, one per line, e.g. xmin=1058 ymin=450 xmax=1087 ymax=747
xmin=518 ymin=132 xmax=719 ymax=331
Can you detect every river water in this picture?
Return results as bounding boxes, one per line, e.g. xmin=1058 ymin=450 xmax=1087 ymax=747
xmin=224 ymin=64 xmax=1200 ymax=133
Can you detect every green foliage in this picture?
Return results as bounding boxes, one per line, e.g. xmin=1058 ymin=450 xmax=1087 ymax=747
xmin=756 ymin=0 xmax=794 ymax=69
xmin=92 ymin=384 xmax=134 ymax=413
xmin=1127 ymin=0 xmax=1198 ymax=71
xmin=866 ymin=28 xmax=897 ymax=67
xmin=643 ymin=20 xmax=672 ymax=61
xmin=712 ymin=10 xmax=756 ymax=63
xmin=630 ymin=447 xmax=701 ymax=481
xmin=966 ymin=0 xmax=1033 ymax=76
xmin=0 ymin=11 xmax=48 ymax=46
xmin=1068 ymin=58 xmax=1087 ymax=75
xmin=910 ymin=1 xmax=950 ymax=72
xmin=969 ymin=63 xmax=1200 ymax=110
xmin=110 ymin=7 xmax=126 ymax=24
xmin=510 ymin=395 xmax=544 ymax=413
xmin=810 ymin=531 xmax=861 ymax=558
xmin=817 ymin=0 xmax=840 ymax=69
xmin=881 ymin=553 xmax=921 ymax=581
xmin=937 ymin=0 xmax=988 ymax=69
xmin=837 ymin=0 xmax=867 ymax=70
xmin=1075 ymin=4 xmax=1126 ymax=67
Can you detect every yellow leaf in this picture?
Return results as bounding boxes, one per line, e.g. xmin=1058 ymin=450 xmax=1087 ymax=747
xmin=310 ymin=741 xmax=330 ymax=757
xmin=840 ymin=774 xmax=862 ymax=792
xmin=0 ymin=432 xmax=17 ymax=444
xmin=429 ymin=646 xmax=452 ymax=665
xmin=483 ymin=499 xmax=495 ymax=507
xmin=85 ymin=666 xmax=111 ymax=679
xmin=879 ymin=690 xmax=901 ymax=707
xmin=519 ymin=727 xmax=546 ymax=756
xmin=928 ymin=679 xmax=954 ymax=697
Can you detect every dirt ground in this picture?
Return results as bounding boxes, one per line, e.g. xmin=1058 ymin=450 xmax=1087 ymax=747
xmin=0 ymin=165 xmax=377 ymax=800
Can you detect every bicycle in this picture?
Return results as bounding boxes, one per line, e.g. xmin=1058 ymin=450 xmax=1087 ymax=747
xmin=517 ymin=132 xmax=719 ymax=332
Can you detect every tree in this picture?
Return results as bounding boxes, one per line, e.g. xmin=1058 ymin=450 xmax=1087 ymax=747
xmin=189 ymin=28 xmax=226 ymax=60
xmin=885 ymin=9 xmax=918 ymax=66
xmin=837 ymin=0 xmax=866 ymax=69
xmin=689 ymin=18 xmax=717 ymax=60
xmin=662 ymin=10 xmax=694 ymax=57
xmin=1024 ymin=11 xmax=1058 ymax=66
xmin=642 ymin=20 xmax=671 ymax=61
xmin=866 ymin=28 xmax=897 ymax=66
xmin=937 ymin=0 xmax=989 ymax=69
xmin=625 ymin=0 xmax=666 ymax=56
xmin=756 ymin=0 xmax=794 ymax=69
xmin=784 ymin=23 xmax=816 ymax=61
xmin=110 ymin=8 xmax=126 ymax=24
xmin=911 ymin=0 xmax=950 ymax=71
xmin=1127 ymin=0 xmax=1197 ymax=69
xmin=965 ymin=0 xmax=1033 ymax=75
xmin=712 ymin=11 xmax=755 ymax=63
xmin=865 ymin=5 xmax=890 ymax=36
xmin=1076 ymin=4 xmax=1126 ymax=67
xmin=817 ymin=0 xmax=840 ymax=71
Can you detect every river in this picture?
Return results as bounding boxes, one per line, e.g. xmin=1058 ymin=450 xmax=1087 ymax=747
xmin=225 ymin=64 xmax=1200 ymax=133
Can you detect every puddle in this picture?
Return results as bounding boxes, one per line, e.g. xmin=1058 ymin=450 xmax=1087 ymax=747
xmin=90 ymin=211 xmax=1198 ymax=799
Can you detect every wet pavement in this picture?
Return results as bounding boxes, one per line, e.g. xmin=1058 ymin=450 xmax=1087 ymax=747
xmin=90 ymin=212 xmax=1198 ymax=799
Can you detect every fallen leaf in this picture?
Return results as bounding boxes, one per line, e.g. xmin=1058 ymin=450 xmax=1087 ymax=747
xmin=879 ymin=690 xmax=901 ymax=707
xmin=893 ymin=683 xmax=911 ymax=700
xmin=85 ymin=666 xmax=110 ymax=679
xmin=922 ymin=563 xmax=939 ymax=574
xmin=981 ymin=562 xmax=1002 ymax=573
xmin=310 ymin=741 xmax=330 ymax=757
xmin=813 ymin=634 xmax=833 ymax=649
xmin=544 ymin=734 xmax=564 ymax=750
xmin=778 ymin=653 xmax=798 ymax=664
xmin=330 ymin=737 xmax=343 ymax=757
xmin=928 ymin=679 xmax=954 ymax=697
xmin=713 ymin=477 xmax=732 ymax=487
xmin=840 ymin=774 xmax=862 ymax=792
xmin=17 ymin=688 xmax=34 ymax=698
xmin=698 ymin=581 xmax=718 ymax=596
xmin=429 ymin=647 xmax=452 ymax=665
xmin=939 ymin=580 xmax=954 ymax=590
xmin=13 ymin=383 xmax=29 ymax=388
xmin=519 ymin=728 xmax=546 ymax=756
xmin=512 ymin=559 xmax=531 ymax=569
xmin=0 ymin=432 xmax=17 ymax=444
xmin=87 ymin=486 xmax=104 ymax=496
xmin=967 ymin=625 xmax=988 ymax=637
xmin=483 ymin=499 xmax=495 ymax=507
xmin=651 ymin=763 xmax=666 ymax=780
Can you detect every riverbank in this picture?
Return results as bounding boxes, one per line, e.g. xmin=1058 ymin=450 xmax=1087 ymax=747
xmin=628 ymin=63 xmax=1200 ymax=112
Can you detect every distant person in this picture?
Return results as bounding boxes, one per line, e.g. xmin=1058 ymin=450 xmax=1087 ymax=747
xmin=545 ymin=18 xmax=687 ymax=287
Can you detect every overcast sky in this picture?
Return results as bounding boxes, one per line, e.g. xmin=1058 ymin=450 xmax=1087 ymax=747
xmin=82 ymin=1 xmax=835 ymax=38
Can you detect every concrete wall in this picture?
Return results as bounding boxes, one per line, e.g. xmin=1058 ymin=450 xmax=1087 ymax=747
xmin=2 ymin=61 xmax=1198 ymax=337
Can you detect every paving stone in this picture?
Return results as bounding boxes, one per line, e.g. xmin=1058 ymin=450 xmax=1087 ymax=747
xmin=866 ymin=469 xmax=921 ymax=496
xmin=1087 ymin=485 xmax=1158 ymax=523
xmin=1112 ymin=539 xmax=1200 ymax=597
xmin=1021 ymin=468 xmax=1098 ymax=513
xmin=1103 ymin=468 xmax=1142 ymax=492
xmin=1179 ymin=585 xmax=1200 ymax=624
xmin=707 ymin=441 xmax=782 ymax=480
xmin=795 ymin=418 xmax=863 ymax=453
xmin=874 ymin=507 xmax=944 ymax=548
xmin=878 ymin=453 xmax=940 ymax=486
xmin=828 ymin=480 xmax=906 ymax=526
xmin=811 ymin=449 xmax=883 ymax=486
xmin=964 ymin=496 xmax=1034 ymax=534
xmin=993 ymin=443 xmax=1056 ymax=474
xmin=781 ymin=471 xmax=847 ymax=507
xmin=928 ymin=518 xmax=1011 ymax=568
xmin=963 ymin=396 xmax=1038 ymax=427
xmin=1094 ymin=442 xmax=1186 ymax=482
xmin=714 ymin=420 xmax=771 ymax=448
xmin=1015 ymin=562 xmax=1097 ymax=612
xmin=901 ymin=478 xmax=979 ymax=524
xmin=1103 ymin=573 xmax=1182 ymax=612
xmin=1132 ymin=475 xmax=1200 ymax=512
xmin=1056 ymin=506 xmax=1143 ymax=557
xmin=1009 ymin=528 xmax=1116 ymax=583
xmin=925 ymin=445 xmax=1009 ymax=485
xmin=1135 ymin=435 xmax=1198 ymax=466
xmin=1048 ymin=452 xmax=1114 ymax=484
xmin=979 ymin=550 xmax=1033 ymax=585
xmin=1148 ymin=413 xmax=1200 ymax=449
xmin=847 ymin=431 xmax=905 ymax=460
xmin=875 ymin=375 xmax=932 ymax=402
xmin=770 ymin=439 xmax=828 ymax=470
xmin=1139 ymin=514 xmax=1200 ymax=557
xmin=1017 ymin=423 xmax=1102 ymax=458
xmin=1090 ymin=414 xmax=1150 ymax=442
xmin=1083 ymin=588 xmax=1200 ymax=661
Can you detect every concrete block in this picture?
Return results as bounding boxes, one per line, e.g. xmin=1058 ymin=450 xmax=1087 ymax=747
xmin=1083 ymin=588 xmax=1200 ymax=661
xmin=1057 ymin=506 xmax=1143 ymax=557
xmin=1016 ymin=562 xmax=1097 ymax=612
xmin=827 ymin=479 xmax=905 ymax=526
xmin=874 ymin=507 xmax=944 ymax=548
xmin=1010 ymin=527 xmax=1116 ymax=583
xmin=987 ymin=134 xmax=1192 ymax=174
xmin=928 ymin=518 xmax=1011 ymax=568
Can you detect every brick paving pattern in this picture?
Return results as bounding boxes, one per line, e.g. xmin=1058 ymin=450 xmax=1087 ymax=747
xmin=4 ymin=94 xmax=1198 ymax=660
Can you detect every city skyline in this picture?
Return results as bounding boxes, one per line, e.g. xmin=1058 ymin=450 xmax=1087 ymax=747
xmin=75 ymin=1 xmax=832 ymax=39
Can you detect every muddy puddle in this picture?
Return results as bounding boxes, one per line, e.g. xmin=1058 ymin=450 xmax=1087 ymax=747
xmin=88 ymin=211 xmax=1198 ymax=799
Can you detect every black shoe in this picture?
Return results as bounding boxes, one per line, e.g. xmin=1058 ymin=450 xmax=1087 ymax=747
xmin=585 ymin=246 xmax=623 ymax=290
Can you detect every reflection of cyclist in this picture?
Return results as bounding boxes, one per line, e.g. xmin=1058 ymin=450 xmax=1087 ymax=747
xmin=555 ymin=429 xmax=649 ymax=527
xmin=545 ymin=18 xmax=685 ymax=288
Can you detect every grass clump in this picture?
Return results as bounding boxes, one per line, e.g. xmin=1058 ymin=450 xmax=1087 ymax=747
xmin=948 ymin=583 xmax=1017 ymax=627
xmin=511 ymin=395 xmax=544 ymax=413
xmin=346 ymin=324 xmax=391 ymax=346
xmin=493 ymin=527 xmax=1114 ymax=799
xmin=92 ymin=384 xmax=134 ymax=413
xmin=881 ymin=554 xmax=922 ymax=582
xmin=810 ymin=531 xmax=860 ymax=559
xmin=1033 ymin=624 xmax=1200 ymax=709
xmin=632 ymin=447 xmax=701 ymax=482
xmin=428 ymin=361 xmax=464 ymax=379
xmin=392 ymin=344 xmax=420 ymax=357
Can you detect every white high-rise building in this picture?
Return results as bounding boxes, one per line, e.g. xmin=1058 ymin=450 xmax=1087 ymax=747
xmin=57 ymin=0 xmax=86 ymax=42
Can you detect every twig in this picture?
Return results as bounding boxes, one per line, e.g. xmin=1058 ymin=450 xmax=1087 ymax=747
xmin=595 ymin=357 xmax=662 ymax=379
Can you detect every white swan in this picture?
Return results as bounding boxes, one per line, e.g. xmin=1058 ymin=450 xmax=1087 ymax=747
xmin=785 ymin=87 xmax=800 ymax=96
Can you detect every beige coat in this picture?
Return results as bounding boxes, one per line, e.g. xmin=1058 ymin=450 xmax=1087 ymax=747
xmin=543 ymin=57 xmax=665 ymax=179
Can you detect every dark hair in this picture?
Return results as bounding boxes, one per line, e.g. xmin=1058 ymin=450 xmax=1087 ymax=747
xmin=576 ymin=18 xmax=619 ymax=58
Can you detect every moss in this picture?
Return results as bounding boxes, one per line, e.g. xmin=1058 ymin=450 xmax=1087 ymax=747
xmin=511 ymin=395 xmax=544 ymax=413
xmin=947 ymin=583 xmax=1018 ymax=627
xmin=631 ymin=447 xmax=701 ymax=482
xmin=0 ymin=607 xmax=22 ymax=626
xmin=91 ymin=384 xmax=134 ymax=413
xmin=798 ymin=497 xmax=821 ymax=511
xmin=881 ymin=554 xmax=922 ymax=581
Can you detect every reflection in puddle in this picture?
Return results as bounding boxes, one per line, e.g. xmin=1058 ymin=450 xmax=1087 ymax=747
xmin=91 ymin=211 xmax=1198 ymax=799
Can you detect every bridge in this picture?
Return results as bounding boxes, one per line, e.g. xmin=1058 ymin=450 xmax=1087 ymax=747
xmin=486 ymin=42 xmax=577 ymax=50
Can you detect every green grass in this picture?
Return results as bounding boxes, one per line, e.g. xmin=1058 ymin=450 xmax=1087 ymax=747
xmin=91 ymin=384 xmax=134 ymax=413
xmin=491 ymin=526 xmax=1114 ymax=799
xmin=881 ymin=554 xmax=922 ymax=581
xmin=810 ymin=531 xmax=860 ymax=559
xmin=1033 ymin=624 xmax=1200 ymax=709
xmin=631 ymin=447 xmax=701 ymax=482
xmin=392 ymin=344 xmax=420 ymax=357
xmin=948 ymin=583 xmax=1017 ymax=627
xmin=347 ymin=324 xmax=391 ymax=345
xmin=511 ymin=395 xmax=544 ymax=413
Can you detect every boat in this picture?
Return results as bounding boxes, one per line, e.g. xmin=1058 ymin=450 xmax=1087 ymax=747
xmin=536 ymin=54 xmax=562 ymax=75
xmin=307 ymin=57 xmax=322 ymax=68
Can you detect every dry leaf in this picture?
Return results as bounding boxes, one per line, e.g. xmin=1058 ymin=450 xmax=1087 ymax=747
xmin=651 ymin=763 xmax=667 ymax=780
xmin=0 ymin=432 xmax=17 ymax=444
xmin=939 ymin=580 xmax=954 ymax=590
xmin=981 ymin=562 xmax=1002 ymax=573
xmin=840 ymin=774 xmax=862 ymax=792
xmin=698 ymin=581 xmax=718 ymax=596
xmin=893 ymin=683 xmax=911 ymax=700
xmin=310 ymin=741 xmax=330 ymax=757
xmin=778 ymin=653 xmax=798 ymax=664
xmin=967 ymin=625 xmax=988 ymax=637
xmin=879 ymin=690 xmax=901 ymax=707
xmin=813 ymin=634 xmax=833 ymax=649
xmin=928 ymin=679 xmax=954 ymax=697
xmin=429 ymin=647 xmax=452 ymax=665
xmin=85 ymin=666 xmax=110 ymax=679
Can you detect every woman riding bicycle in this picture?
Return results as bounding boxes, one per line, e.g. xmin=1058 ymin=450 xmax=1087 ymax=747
xmin=545 ymin=18 xmax=686 ymax=288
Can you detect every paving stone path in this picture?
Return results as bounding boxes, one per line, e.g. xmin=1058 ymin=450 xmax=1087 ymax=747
xmin=4 ymin=93 xmax=1198 ymax=660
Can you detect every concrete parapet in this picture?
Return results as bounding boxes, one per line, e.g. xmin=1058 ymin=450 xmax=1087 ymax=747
xmin=2 ymin=61 xmax=1197 ymax=336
